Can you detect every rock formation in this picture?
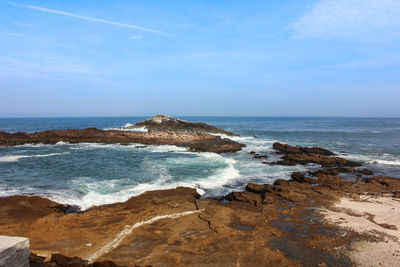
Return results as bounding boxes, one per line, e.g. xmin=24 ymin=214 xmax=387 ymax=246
xmin=0 ymin=126 xmax=243 ymax=153
xmin=1 ymin=139 xmax=398 ymax=266
xmin=1 ymin=170 xmax=400 ymax=266
xmin=132 ymin=114 xmax=239 ymax=136
xmin=271 ymin=142 xmax=361 ymax=167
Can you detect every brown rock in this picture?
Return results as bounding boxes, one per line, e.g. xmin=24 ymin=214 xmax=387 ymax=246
xmin=134 ymin=114 xmax=239 ymax=136
xmin=272 ymin=142 xmax=334 ymax=155
xmin=0 ymin=128 xmax=243 ymax=153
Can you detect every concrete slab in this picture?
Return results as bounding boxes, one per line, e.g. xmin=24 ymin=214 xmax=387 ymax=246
xmin=0 ymin=235 xmax=30 ymax=267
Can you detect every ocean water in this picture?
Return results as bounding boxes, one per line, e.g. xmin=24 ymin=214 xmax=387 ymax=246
xmin=0 ymin=117 xmax=399 ymax=210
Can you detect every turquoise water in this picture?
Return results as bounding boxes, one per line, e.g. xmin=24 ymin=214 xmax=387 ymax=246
xmin=0 ymin=117 xmax=399 ymax=210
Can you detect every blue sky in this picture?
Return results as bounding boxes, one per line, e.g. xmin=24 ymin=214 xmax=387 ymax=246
xmin=0 ymin=0 xmax=399 ymax=117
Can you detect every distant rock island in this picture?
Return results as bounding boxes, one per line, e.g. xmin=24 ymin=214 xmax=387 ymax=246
xmin=127 ymin=114 xmax=239 ymax=136
xmin=0 ymin=115 xmax=243 ymax=153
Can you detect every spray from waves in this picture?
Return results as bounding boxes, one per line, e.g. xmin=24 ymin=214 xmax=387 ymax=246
xmin=0 ymin=152 xmax=69 ymax=162
xmin=138 ymin=145 xmax=188 ymax=153
xmin=371 ymin=160 xmax=400 ymax=166
xmin=38 ymin=151 xmax=240 ymax=210
xmin=103 ymin=123 xmax=148 ymax=132
xmin=190 ymin=152 xmax=240 ymax=188
xmin=208 ymin=133 xmax=278 ymax=152
xmin=208 ymin=133 xmax=254 ymax=142
xmin=68 ymin=142 xmax=188 ymax=153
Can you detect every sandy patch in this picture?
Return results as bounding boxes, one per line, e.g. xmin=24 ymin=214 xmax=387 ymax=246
xmin=319 ymin=195 xmax=400 ymax=267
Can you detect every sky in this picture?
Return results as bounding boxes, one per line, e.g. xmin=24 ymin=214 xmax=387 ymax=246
xmin=0 ymin=0 xmax=399 ymax=117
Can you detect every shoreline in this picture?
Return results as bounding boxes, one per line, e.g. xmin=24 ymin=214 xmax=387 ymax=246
xmin=1 ymin=141 xmax=399 ymax=266
xmin=2 ymin=174 xmax=400 ymax=266
xmin=1 ymin=116 xmax=399 ymax=266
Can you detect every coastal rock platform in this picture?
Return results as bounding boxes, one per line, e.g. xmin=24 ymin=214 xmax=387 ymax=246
xmin=0 ymin=128 xmax=242 ymax=153
xmin=1 ymin=132 xmax=399 ymax=266
xmin=1 ymin=171 xmax=400 ymax=266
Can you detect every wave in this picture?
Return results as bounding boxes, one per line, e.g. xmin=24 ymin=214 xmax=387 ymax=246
xmin=0 ymin=152 xmax=69 ymax=162
xmin=369 ymin=159 xmax=400 ymax=166
xmin=139 ymin=145 xmax=188 ymax=153
xmin=103 ymin=124 xmax=148 ymax=133
xmin=209 ymin=133 xmax=278 ymax=152
xmin=21 ymin=141 xmax=189 ymax=154
xmin=19 ymin=151 xmax=240 ymax=210
xmin=208 ymin=133 xmax=254 ymax=142
xmin=340 ymin=153 xmax=400 ymax=166
xmin=123 ymin=126 xmax=148 ymax=133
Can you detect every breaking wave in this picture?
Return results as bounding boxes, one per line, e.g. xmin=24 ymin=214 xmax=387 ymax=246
xmin=0 ymin=152 xmax=69 ymax=162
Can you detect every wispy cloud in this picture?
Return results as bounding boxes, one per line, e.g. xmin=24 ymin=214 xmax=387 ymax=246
xmin=290 ymin=0 xmax=400 ymax=41
xmin=6 ymin=32 xmax=75 ymax=50
xmin=129 ymin=35 xmax=143 ymax=40
xmin=0 ymin=57 xmax=96 ymax=80
xmin=13 ymin=22 xmax=40 ymax=28
xmin=5 ymin=1 xmax=173 ymax=37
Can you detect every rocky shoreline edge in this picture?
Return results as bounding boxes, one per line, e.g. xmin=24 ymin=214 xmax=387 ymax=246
xmin=0 ymin=115 xmax=244 ymax=153
xmin=1 ymin=141 xmax=399 ymax=266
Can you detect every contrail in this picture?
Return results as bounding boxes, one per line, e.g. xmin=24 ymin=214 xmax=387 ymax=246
xmin=5 ymin=1 xmax=173 ymax=36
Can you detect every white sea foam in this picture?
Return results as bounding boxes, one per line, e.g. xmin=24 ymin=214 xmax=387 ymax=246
xmin=55 ymin=141 xmax=69 ymax=145
xmin=15 ymin=143 xmax=53 ymax=148
xmin=339 ymin=153 xmax=400 ymax=166
xmin=208 ymin=133 xmax=254 ymax=142
xmin=39 ymin=151 xmax=241 ymax=210
xmin=370 ymin=159 xmax=400 ymax=166
xmin=123 ymin=126 xmax=148 ymax=132
xmin=0 ymin=152 xmax=69 ymax=162
xmin=104 ymin=123 xmax=148 ymax=132
xmin=209 ymin=133 xmax=278 ymax=153
xmin=141 ymin=145 xmax=188 ymax=153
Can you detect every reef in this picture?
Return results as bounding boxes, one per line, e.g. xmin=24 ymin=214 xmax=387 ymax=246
xmin=270 ymin=142 xmax=361 ymax=167
xmin=0 ymin=116 xmax=244 ymax=153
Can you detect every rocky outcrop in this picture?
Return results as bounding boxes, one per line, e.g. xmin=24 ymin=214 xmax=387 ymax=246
xmin=272 ymin=142 xmax=334 ymax=155
xmin=309 ymin=167 xmax=373 ymax=178
xmin=2 ymin=173 xmax=400 ymax=266
xmin=1 ymin=141 xmax=398 ymax=266
xmin=0 ymin=128 xmax=243 ymax=153
xmin=271 ymin=142 xmax=361 ymax=167
xmin=133 ymin=114 xmax=239 ymax=136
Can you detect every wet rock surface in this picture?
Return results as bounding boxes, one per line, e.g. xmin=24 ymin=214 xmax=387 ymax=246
xmin=1 ymin=143 xmax=399 ymax=266
xmin=0 ymin=127 xmax=243 ymax=153
xmin=30 ymin=253 xmax=121 ymax=267
xmin=2 ymin=173 xmax=400 ymax=266
xmin=271 ymin=142 xmax=361 ymax=167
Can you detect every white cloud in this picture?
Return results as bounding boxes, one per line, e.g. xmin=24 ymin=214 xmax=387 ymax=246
xmin=6 ymin=1 xmax=173 ymax=37
xmin=291 ymin=0 xmax=400 ymax=41
xmin=129 ymin=35 xmax=143 ymax=40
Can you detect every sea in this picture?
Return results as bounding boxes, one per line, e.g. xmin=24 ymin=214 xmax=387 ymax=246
xmin=0 ymin=117 xmax=399 ymax=210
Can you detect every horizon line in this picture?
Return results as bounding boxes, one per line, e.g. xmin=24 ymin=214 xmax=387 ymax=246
xmin=1 ymin=115 xmax=399 ymax=119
